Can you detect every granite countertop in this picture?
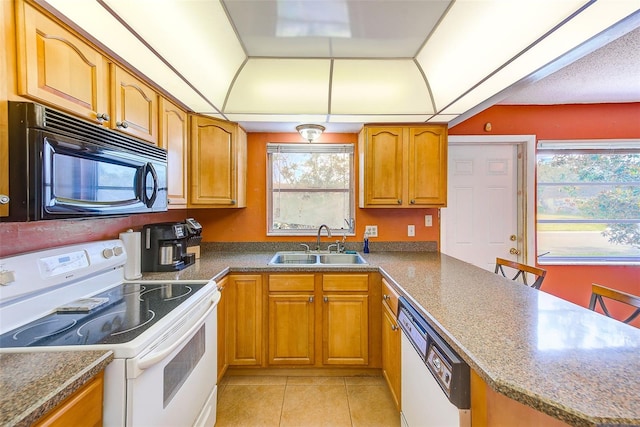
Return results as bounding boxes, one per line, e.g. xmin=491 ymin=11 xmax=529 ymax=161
xmin=143 ymin=248 xmax=640 ymax=427
xmin=0 ymin=350 xmax=113 ymax=427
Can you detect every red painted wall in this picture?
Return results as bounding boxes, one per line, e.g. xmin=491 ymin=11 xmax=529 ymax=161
xmin=192 ymin=132 xmax=441 ymax=245
xmin=450 ymin=103 xmax=640 ymax=324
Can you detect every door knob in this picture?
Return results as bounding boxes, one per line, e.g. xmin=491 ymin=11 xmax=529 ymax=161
xmin=510 ymin=248 xmax=521 ymax=255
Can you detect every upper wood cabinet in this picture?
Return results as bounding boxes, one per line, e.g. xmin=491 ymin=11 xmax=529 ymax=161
xmin=359 ymin=124 xmax=448 ymax=208
xmin=15 ymin=1 xmax=110 ymax=124
xmin=189 ymin=115 xmax=247 ymax=208
xmin=159 ymin=97 xmax=188 ymax=208
xmin=111 ymin=65 xmax=158 ymax=144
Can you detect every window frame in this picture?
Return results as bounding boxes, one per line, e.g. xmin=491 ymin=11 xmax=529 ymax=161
xmin=266 ymin=143 xmax=356 ymax=237
xmin=536 ymin=139 xmax=640 ymax=266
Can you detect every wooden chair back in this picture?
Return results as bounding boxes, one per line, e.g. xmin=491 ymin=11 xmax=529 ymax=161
xmin=494 ymin=258 xmax=547 ymax=289
xmin=589 ymin=283 xmax=640 ymax=325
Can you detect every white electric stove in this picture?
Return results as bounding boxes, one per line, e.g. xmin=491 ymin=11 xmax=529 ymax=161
xmin=0 ymin=239 xmax=220 ymax=427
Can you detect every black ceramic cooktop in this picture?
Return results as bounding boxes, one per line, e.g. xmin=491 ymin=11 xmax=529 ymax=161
xmin=0 ymin=282 xmax=205 ymax=348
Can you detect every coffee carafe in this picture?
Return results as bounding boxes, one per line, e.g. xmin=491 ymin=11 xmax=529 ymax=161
xmin=141 ymin=222 xmax=196 ymax=272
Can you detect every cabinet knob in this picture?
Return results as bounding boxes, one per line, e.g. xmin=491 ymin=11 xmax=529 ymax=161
xmin=391 ymin=324 xmax=399 ymax=331
xmin=0 ymin=195 xmax=9 ymax=205
xmin=323 ymin=296 xmax=328 ymax=303
xmin=96 ymin=112 xmax=110 ymax=122
xmin=397 ymin=199 xmax=402 ymax=204
xmin=383 ymin=294 xmax=390 ymax=301
xmin=410 ymin=199 xmax=415 ymax=204
xmin=230 ymin=199 xmax=236 ymax=205
xmin=309 ymin=296 xmax=314 ymax=303
xmin=116 ymin=121 xmax=129 ymax=129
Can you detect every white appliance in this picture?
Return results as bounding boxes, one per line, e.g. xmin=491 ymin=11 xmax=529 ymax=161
xmin=397 ymin=297 xmax=471 ymax=427
xmin=0 ymin=240 xmax=220 ymax=427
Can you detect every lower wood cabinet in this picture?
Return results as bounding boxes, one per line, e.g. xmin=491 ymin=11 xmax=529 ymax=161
xmin=265 ymin=273 xmax=378 ymax=368
xmin=34 ymin=372 xmax=104 ymax=427
xmin=268 ymin=274 xmax=315 ymax=365
xmin=217 ymin=276 xmax=228 ymax=383
xmin=382 ymin=300 xmax=401 ymax=410
xmin=226 ymin=274 xmax=263 ymax=366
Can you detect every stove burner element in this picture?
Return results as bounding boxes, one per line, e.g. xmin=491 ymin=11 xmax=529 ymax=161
xmin=11 ymin=318 xmax=78 ymax=344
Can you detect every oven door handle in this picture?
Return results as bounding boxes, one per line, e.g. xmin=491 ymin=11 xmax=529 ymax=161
xmin=136 ymin=291 xmax=220 ymax=371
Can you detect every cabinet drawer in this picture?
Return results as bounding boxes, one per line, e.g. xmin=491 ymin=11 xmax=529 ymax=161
xmin=382 ymin=278 xmax=400 ymax=316
xmin=322 ymin=274 xmax=368 ymax=292
xmin=269 ymin=274 xmax=315 ymax=292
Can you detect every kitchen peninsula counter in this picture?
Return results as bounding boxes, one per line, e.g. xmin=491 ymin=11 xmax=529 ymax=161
xmin=0 ymin=350 xmax=113 ymax=427
xmin=143 ymin=250 xmax=640 ymax=427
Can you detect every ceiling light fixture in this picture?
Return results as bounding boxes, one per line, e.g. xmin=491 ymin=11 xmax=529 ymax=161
xmin=296 ymin=124 xmax=325 ymax=143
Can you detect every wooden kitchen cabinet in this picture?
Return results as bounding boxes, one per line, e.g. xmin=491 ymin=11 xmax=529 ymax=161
xmin=34 ymin=372 xmax=104 ymax=427
xmin=15 ymin=1 xmax=110 ymax=124
xmin=359 ymin=124 xmax=447 ymax=207
xmin=217 ymin=276 xmax=228 ymax=383
xmin=381 ymin=278 xmax=401 ymax=410
xmin=111 ymin=65 xmax=159 ymax=144
xmin=159 ymin=97 xmax=188 ymax=208
xmin=322 ymin=274 xmax=369 ymax=365
xmin=189 ymin=115 xmax=247 ymax=208
xmin=268 ymin=274 xmax=316 ymax=365
xmin=226 ymin=274 xmax=263 ymax=366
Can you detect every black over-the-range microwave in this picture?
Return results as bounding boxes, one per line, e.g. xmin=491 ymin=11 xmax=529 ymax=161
xmin=4 ymin=102 xmax=168 ymax=222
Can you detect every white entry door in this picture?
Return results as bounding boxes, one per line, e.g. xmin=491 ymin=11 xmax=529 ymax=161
xmin=441 ymin=136 xmax=535 ymax=272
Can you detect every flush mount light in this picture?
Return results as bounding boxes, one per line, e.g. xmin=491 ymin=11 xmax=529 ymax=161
xmin=296 ymin=124 xmax=325 ymax=143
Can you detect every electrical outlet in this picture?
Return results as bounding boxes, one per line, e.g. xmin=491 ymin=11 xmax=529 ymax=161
xmin=425 ymin=215 xmax=433 ymax=227
xmin=365 ymin=225 xmax=378 ymax=237
xmin=408 ymin=225 xmax=415 ymax=237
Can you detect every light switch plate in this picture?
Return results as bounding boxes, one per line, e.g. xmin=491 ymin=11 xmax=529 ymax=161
xmin=408 ymin=225 xmax=415 ymax=237
xmin=365 ymin=225 xmax=378 ymax=237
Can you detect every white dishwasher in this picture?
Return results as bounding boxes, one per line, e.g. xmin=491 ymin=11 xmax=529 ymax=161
xmin=398 ymin=297 xmax=471 ymax=427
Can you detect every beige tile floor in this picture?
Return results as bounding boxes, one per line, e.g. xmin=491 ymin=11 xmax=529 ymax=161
xmin=215 ymin=375 xmax=400 ymax=427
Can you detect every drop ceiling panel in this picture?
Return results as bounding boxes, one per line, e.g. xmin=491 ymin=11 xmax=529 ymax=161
xmin=330 ymin=114 xmax=430 ymax=123
xmin=226 ymin=59 xmax=331 ymax=113
xmin=102 ymin=0 xmax=246 ymax=109
xmin=222 ymin=0 xmax=452 ymax=58
xmin=417 ymin=0 xmax=589 ymax=111
xmin=43 ymin=0 xmax=214 ymax=112
xmin=331 ymin=60 xmax=433 ymax=114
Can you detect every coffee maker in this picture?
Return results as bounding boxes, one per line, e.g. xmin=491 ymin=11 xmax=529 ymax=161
xmin=141 ymin=222 xmax=196 ymax=272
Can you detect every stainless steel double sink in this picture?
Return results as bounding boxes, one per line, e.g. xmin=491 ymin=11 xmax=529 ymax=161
xmin=268 ymin=251 xmax=368 ymax=266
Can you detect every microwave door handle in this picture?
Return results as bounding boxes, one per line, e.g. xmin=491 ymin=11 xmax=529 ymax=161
xmin=143 ymin=162 xmax=158 ymax=208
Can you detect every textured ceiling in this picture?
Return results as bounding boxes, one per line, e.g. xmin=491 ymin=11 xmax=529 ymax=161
xmin=500 ymin=25 xmax=640 ymax=105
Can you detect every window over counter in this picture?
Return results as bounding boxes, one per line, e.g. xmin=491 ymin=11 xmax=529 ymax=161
xmin=267 ymin=143 xmax=355 ymax=236
xmin=536 ymin=140 xmax=640 ymax=265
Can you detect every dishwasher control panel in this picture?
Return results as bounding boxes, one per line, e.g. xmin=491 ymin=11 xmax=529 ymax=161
xmin=427 ymin=343 xmax=453 ymax=395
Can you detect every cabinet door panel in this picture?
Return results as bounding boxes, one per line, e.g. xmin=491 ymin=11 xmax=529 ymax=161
xmin=160 ymin=98 xmax=187 ymax=207
xmin=17 ymin=2 xmax=108 ymax=123
xmin=268 ymin=294 xmax=315 ymax=365
xmin=364 ymin=127 xmax=404 ymax=205
xmin=382 ymin=302 xmax=401 ymax=410
xmin=322 ymin=294 xmax=368 ymax=365
xmin=112 ymin=66 xmax=158 ymax=143
xmin=408 ymin=127 xmax=447 ymax=206
xmin=227 ymin=275 xmax=262 ymax=365
xmin=217 ymin=277 xmax=228 ymax=383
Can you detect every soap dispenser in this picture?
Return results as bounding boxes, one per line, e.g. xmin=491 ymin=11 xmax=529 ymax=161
xmin=363 ymin=232 xmax=370 ymax=253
